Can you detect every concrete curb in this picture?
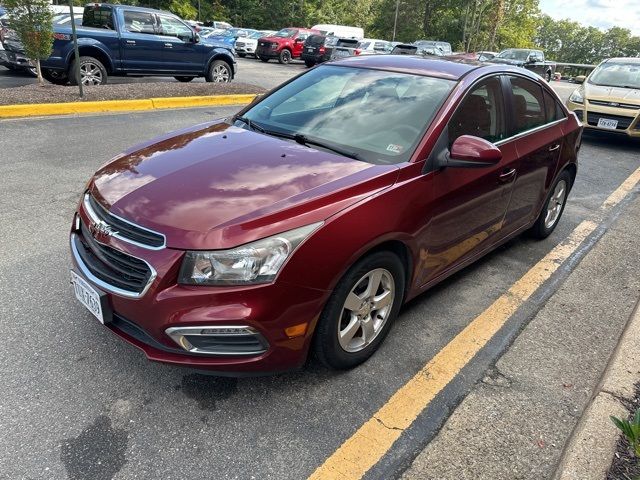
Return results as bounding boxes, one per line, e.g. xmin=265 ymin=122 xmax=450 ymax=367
xmin=0 ymin=94 xmax=257 ymax=119
xmin=554 ymin=299 xmax=640 ymax=480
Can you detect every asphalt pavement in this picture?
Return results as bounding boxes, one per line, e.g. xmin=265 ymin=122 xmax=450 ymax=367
xmin=0 ymin=85 xmax=638 ymax=480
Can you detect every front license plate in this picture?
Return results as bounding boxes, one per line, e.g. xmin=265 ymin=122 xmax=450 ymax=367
xmin=597 ymin=118 xmax=618 ymax=129
xmin=71 ymin=270 xmax=105 ymax=324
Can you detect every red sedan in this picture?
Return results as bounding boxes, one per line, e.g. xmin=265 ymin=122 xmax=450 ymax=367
xmin=70 ymin=56 xmax=582 ymax=374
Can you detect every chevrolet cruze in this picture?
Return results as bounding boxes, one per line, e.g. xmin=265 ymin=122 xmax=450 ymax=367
xmin=70 ymin=56 xmax=582 ymax=374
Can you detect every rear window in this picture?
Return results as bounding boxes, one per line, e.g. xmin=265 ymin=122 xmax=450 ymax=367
xmin=305 ymin=34 xmax=326 ymax=46
xmin=82 ymin=6 xmax=114 ymax=29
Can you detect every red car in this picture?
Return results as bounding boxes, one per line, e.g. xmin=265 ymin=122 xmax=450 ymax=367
xmin=70 ymin=56 xmax=582 ymax=374
xmin=256 ymin=27 xmax=320 ymax=64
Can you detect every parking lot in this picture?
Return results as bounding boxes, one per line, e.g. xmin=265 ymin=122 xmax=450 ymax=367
xmin=0 ymin=73 xmax=638 ymax=479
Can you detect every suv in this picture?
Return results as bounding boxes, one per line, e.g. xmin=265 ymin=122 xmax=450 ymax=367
xmin=256 ymin=27 xmax=319 ymax=64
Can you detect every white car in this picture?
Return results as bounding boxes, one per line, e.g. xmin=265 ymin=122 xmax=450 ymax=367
xmin=235 ymin=30 xmax=275 ymax=57
xmin=357 ymin=38 xmax=393 ymax=55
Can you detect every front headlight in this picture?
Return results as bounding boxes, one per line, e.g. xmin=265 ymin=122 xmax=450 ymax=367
xmin=178 ymin=222 xmax=323 ymax=286
xmin=569 ymin=89 xmax=584 ymax=104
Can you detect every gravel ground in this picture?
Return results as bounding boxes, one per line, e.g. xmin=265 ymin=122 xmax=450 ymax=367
xmin=0 ymin=81 xmax=266 ymax=105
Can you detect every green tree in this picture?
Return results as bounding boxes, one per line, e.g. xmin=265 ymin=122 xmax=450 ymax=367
xmin=4 ymin=0 xmax=54 ymax=85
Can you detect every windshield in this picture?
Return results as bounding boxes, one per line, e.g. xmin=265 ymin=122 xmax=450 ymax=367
xmin=497 ymin=49 xmax=529 ymax=61
xmin=588 ymin=62 xmax=640 ymax=89
xmin=274 ymin=28 xmax=297 ymax=38
xmin=238 ymin=65 xmax=454 ymax=165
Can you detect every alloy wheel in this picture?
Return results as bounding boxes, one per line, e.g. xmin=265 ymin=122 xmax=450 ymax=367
xmin=544 ymin=179 xmax=567 ymax=229
xmin=80 ymin=62 xmax=103 ymax=85
xmin=211 ymin=64 xmax=230 ymax=82
xmin=338 ymin=268 xmax=395 ymax=353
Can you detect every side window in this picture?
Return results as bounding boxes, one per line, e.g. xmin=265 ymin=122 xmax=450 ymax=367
xmin=509 ymin=76 xmax=546 ymax=133
xmin=543 ymin=90 xmax=566 ymax=122
xmin=297 ymin=33 xmax=309 ymax=41
xmin=448 ymin=76 xmax=506 ymax=145
xmin=123 ymin=11 xmax=156 ymax=35
xmin=158 ymin=15 xmax=193 ymax=41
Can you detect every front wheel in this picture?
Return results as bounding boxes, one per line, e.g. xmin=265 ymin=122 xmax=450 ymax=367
xmin=313 ymin=251 xmax=405 ymax=369
xmin=238 ymin=53 xmax=246 ymax=58
xmin=259 ymin=56 xmax=269 ymax=62
xmin=205 ymin=60 xmax=231 ymax=83
xmin=69 ymin=56 xmax=108 ymax=86
xmin=278 ymin=49 xmax=292 ymax=64
xmin=304 ymin=59 xmax=315 ymax=68
xmin=529 ymin=170 xmax=571 ymax=239
xmin=546 ymin=70 xmax=552 ymax=82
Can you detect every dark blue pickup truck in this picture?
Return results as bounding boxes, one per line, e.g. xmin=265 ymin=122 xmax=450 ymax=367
xmin=41 ymin=4 xmax=236 ymax=85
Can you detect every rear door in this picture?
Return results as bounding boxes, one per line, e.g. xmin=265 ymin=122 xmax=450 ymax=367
xmin=156 ymin=14 xmax=202 ymax=73
xmin=500 ymin=75 xmax=565 ymax=235
xmin=421 ymin=75 xmax=518 ymax=284
xmin=119 ymin=9 xmax=163 ymax=71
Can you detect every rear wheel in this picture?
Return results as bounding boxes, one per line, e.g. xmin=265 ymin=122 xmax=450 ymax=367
xmin=26 ymin=65 xmax=37 ymax=77
xmin=174 ymin=76 xmax=195 ymax=82
xmin=42 ymin=68 xmax=69 ymax=85
xmin=205 ymin=60 xmax=231 ymax=83
xmin=259 ymin=56 xmax=269 ymax=62
xmin=304 ymin=59 xmax=315 ymax=68
xmin=238 ymin=53 xmax=246 ymax=58
xmin=546 ymin=70 xmax=552 ymax=82
xmin=313 ymin=251 xmax=405 ymax=369
xmin=529 ymin=170 xmax=571 ymax=239
xmin=278 ymin=49 xmax=292 ymax=64
xmin=69 ymin=56 xmax=108 ymax=86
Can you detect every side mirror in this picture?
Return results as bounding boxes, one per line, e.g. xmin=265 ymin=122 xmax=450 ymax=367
xmin=446 ymin=135 xmax=502 ymax=168
xmin=294 ymin=38 xmax=303 ymax=44
xmin=193 ymin=33 xmax=200 ymax=43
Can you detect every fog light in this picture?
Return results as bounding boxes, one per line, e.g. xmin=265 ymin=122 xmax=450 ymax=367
xmin=284 ymin=323 xmax=308 ymax=338
xmin=165 ymin=325 xmax=268 ymax=355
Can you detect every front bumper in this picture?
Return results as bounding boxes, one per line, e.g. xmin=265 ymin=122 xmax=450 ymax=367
xmin=567 ymin=100 xmax=640 ymax=138
xmin=256 ymin=46 xmax=280 ymax=59
xmin=70 ymin=202 xmax=330 ymax=374
xmin=2 ymin=49 xmax=33 ymax=70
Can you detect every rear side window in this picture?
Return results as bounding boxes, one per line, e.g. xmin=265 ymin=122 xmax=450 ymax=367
xmin=449 ymin=76 xmax=506 ymax=144
xmin=123 ymin=11 xmax=156 ymax=35
xmin=82 ymin=7 xmax=114 ymax=29
xmin=543 ymin=90 xmax=566 ymax=122
xmin=509 ymin=76 xmax=546 ymax=133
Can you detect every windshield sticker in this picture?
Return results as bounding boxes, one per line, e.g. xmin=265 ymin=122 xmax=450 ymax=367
xmin=386 ymin=144 xmax=404 ymax=154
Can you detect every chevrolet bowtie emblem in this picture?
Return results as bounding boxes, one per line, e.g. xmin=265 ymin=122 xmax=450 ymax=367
xmin=89 ymin=220 xmax=118 ymax=238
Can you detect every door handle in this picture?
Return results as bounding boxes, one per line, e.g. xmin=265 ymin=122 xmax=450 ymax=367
xmin=498 ymin=168 xmax=516 ymax=183
xmin=126 ymin=40 xmax=136 ymax=45
xmin=164 ymin=43 xmax=173 ymax=48
xmin=548 ymin=144 xmax=560 ymax=152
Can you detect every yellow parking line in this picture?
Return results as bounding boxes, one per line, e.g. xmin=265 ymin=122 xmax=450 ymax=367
xmin=309 ymin=167 xmax=640 ymax=480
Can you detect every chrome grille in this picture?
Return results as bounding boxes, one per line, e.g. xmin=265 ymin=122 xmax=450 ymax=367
xmin=72 ymin=219 xmax=154 ymax=297
xmin=84 ymin=193 xmax=165 ymax=250
xmin=589 ymin=99 xmax=640 ymax=110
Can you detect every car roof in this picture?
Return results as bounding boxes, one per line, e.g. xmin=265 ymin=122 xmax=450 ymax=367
xmin=88 ymin=3 xmax=173 ymax=15
xmin=331 ymin=55 xmax=483 ymax=80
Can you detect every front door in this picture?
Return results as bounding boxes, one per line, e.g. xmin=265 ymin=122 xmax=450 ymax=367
xmin=419 ymin=75 xmax=518 ymax=286
xmin=156 ymin=14 xmax=202 ymax=73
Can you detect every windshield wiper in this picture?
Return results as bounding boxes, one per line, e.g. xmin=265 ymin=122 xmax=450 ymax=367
xmin=292 ymin=134 xmax=362 ymax=161
xmin=234 ymin=115 xmax=265 ymax=133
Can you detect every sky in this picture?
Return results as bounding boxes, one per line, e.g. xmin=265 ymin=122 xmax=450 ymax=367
xmin=539 ymin=0 xmax=640 ymax=36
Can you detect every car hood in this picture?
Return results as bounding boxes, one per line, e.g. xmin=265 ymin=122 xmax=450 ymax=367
xmin=90 ymin=121 xmax=399 ymax=250
xmin=584 ymin=82 xmax=640 ymax=104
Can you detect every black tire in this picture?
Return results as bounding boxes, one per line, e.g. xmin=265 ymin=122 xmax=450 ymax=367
xmin=205 ymin=59 xmax=232 ymax=83
xmin=304 ymin=59 xmax=315 ymax=68
xmin=42 ymin=68 xmax=69 ymax=85
xmin=25 ymin=66 xmax=37 ymax=77
xmin=259 ymin=56 xmax=269 ymax=62
xmin=546 ymin=70 xmax=552 ymax=82
xmin=529 ymin=170 xmax=571 ymax=239
xmin=238 ymin=53 xmax=246 ymax=58
xmin=278 ymin=49 xmax=292 ymax=64
xmin=68 ymin=56 xmax=108 ymax=86
xmin=313 ymin=251 xmax=405 ymax=369
xmin=174 ymin=76 xmax=195 ymax=82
